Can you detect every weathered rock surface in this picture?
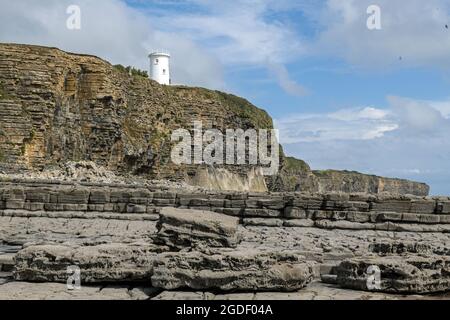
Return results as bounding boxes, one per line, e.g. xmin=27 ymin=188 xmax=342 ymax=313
xmin=0 ymin=182 xmax=446 ymax=234
xmin=14 ymin=243 xmax=165 ymax=283
xmin=154 ymin=207 xmax=240 ymax=249
xmin=0 ymin=178 xmax=446 ymax=299
xmin=151 ymin=281 xmax=446 ymax=300
xmin=2 ymin=214 xmax=449 ymax=265
xmin=0 ymin=281 xmax=156 ymax=300
xmin=336 ymin=255 xmax=450 ymax=294
xmin=0 ymin=253 xmax=14 ymax=272
xmin=2 ymin=207 xmax=450 ymax=299
xmin=0 ymin=216 xmax=157 ymax=247
xmin=151 ymin=249 xmax=316 ymax=292
xmin=3 ymin=280 xmax=447 ymax=300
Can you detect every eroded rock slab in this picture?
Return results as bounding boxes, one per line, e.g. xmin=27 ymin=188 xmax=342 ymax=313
xmin=336 ymin=254 xmax=450 ymax=294
xmin=152 ymin=249 xmax=316 ymax=292
xmin=0 ymin=216 xmax=157 ymax=247
xmin=155 ymin=207 xmax=240 ymax=249
xmin=14 ymin=243 xmax=166 ymax=283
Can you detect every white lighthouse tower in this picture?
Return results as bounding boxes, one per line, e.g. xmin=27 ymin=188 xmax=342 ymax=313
xmin=148 ymin=51 xmax=171 ymax=85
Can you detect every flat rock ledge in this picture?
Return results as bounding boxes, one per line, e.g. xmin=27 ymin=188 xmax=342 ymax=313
xmin=154 ymin=207 xmax=240 ymax=250
xmin=335 ymin=254 xmax=450 ymax=294
xmin=151 ymin=249 xmax=316 ymax=292
xmin=14 ymin=243 xmax=166 ymax=283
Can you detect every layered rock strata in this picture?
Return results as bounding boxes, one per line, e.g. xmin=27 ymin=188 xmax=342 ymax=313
xmin=154 ymin=207 xmax=239 ymax=250
xmin=269 ymin=158 xmax=430 ymax=196
xmin=0 ymin=182 xmax=448 ymax=234
xmin=14 ymin=243 xmax=165 ymax=283
xmin=2 ymin=206 xmax=450 ymax=297
xmin=0 ymin=44 xmax=275 ymax=192
xmin=335 ymin=254 xmax=450 ymax=294
xmin=9 ymin=206 xmax=317 ymax=292
xmin=151 ymin=250 xmax=316 ymax=292
xmin=320 ymin=241 xmax=449 ymax=294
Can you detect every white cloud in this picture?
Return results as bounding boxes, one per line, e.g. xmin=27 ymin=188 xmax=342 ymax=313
xmin=388 ymin=95 xmax=447 ymax=131
xmin=277 ymin=96 xmax=450 ymax=145
xmin=3 ymin=0 xmax=450 ymax=89
xmin=430 ymin=100 xmax=450 ymax=119
xmin=0 ymin=0 xmax=312 ymax=94
xmin=275 ymin=106 xmax=398 ymax=144
xmin=278 ymin=96 xmax=450 ymax=194
xmin=0 ymin=0 xmax=225 ymax=89
xmin=315 ymin=0 xmax=450 ymax=69
xmin=330 ymin=107 xmax=390 ymax=121
xmin=150 ymin=31 xmax=225 ymax=88
xmin=267 ymin=62 xmax=309 ymax=97
xmin=164 ymin=2 xmax=304 ymax=65
xmin=150 ymin=0 xmax=309 ymax=95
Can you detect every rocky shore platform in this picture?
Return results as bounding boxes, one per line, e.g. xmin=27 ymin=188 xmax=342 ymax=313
xmin=0 ymin=179 xmax=449 ymax=300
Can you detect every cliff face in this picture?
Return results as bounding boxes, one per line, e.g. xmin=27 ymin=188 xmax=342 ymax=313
xmin=0 ymin=43 xmax=429 ymax=195
xmin=268 ymin=158 xmax=429 ymax=196
xmin=0 ymin=43 xmax=273 ymax=188
xmin=310 ymin=170 xmax=430 ymax=196
xmin=267 ymin=156 xmax=314 ymax=191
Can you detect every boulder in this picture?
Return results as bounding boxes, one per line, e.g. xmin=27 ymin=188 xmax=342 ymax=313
xmin=335 ymin=254 xmax=450 ymax=294
xmin=14 ymin=243 xmax=165 ymax=283
xmin=151 ymin=249 xmax=316 ymax=292
xmin=154 ymin=207 xmax=240 ymax=249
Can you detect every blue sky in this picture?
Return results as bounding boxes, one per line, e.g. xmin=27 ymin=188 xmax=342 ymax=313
xmin=1 ymin=0 xmax=450 ymax=194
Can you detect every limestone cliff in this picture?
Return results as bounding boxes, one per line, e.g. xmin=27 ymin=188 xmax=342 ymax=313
xmin=269 ymin=158 xmax=429 ymax=196
xmin=0 ymin=43 xmax=273 ymax=187
xmin=0 ymin=43 xmax=429 ymax=195
xmin=310 ymin=170 xmax=430 ymax=196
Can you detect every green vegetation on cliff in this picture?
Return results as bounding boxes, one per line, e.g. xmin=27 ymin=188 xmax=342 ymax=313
xmin=168 ymin=86 xmax=274 ymax=130
xmin=284 ymin=157 xmax=311 ymax=173
xmin=113 ymin=64 xmax=148 ymax=78
xmin=215 ymin=91 xmax=273 ymax=129
xmin=313 ymin=169 xmax=403 ymax=180
xmin=311 ymin=169 xmax=430 ymax=195
xmin=267 ymin=156 xmax=313 ymax=192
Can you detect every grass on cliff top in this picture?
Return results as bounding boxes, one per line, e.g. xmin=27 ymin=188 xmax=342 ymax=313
xmin=312 ymin=169 xmax=428 ymax=185
xmin=313 ymin=169 xmax=377 ymax=178
xmin=169 ymin=85 xmax=274 ymax=129
xmin=283 ymin=156 xmax=311 ymax=173
xmin=215 ymin=91 xmax=274 ymax=129
xmin=112 ymin=67 xmax=273 ymax=130
xmin=113 ymin=64 xmax=148 ymax=78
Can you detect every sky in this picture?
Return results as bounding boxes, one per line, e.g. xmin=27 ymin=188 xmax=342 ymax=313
xmin=0 ymin=0 xmax=450 ymax=194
